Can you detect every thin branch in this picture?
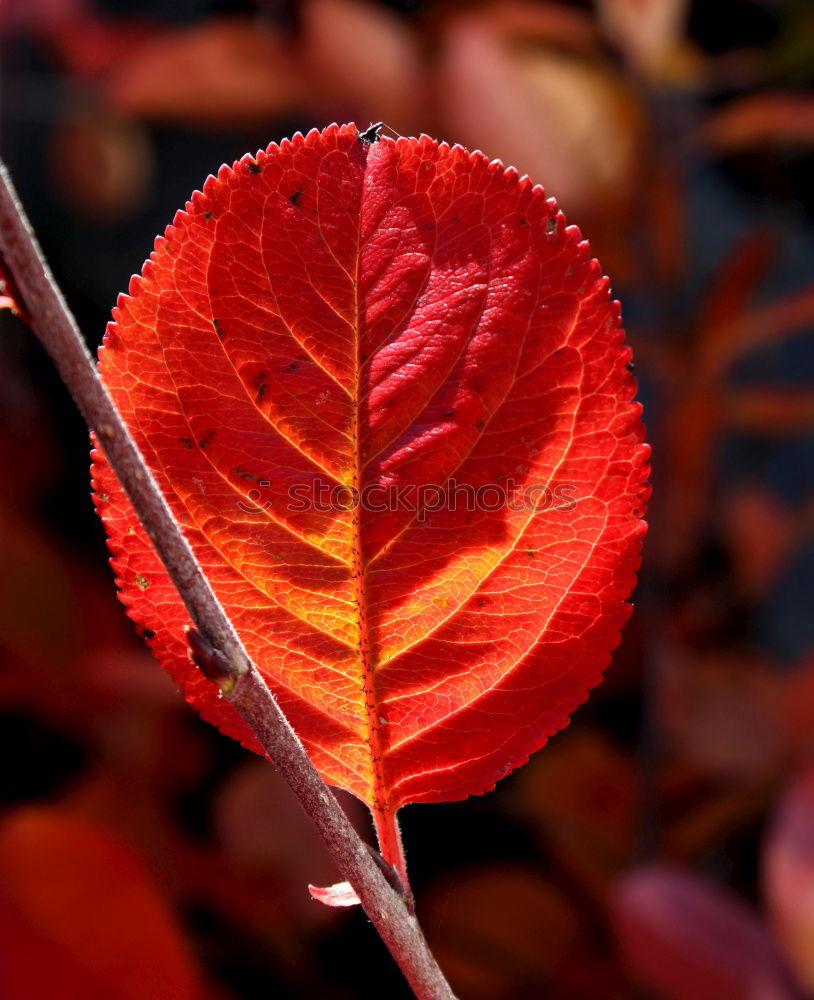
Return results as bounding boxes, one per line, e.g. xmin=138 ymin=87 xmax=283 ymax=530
xmin=0 ymin=160 xmax=457 ymax=1000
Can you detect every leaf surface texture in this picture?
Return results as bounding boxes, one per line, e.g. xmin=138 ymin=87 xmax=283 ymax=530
xmin=93 ymin=123 xmax=649 ymax=814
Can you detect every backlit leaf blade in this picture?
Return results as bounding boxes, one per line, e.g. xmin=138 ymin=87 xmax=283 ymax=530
xmin=92 ymin=123 xmax=648 ymax=816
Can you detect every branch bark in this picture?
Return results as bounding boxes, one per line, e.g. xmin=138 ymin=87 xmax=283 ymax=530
xmin=0 ymin=160 xmax=457 ymax=1000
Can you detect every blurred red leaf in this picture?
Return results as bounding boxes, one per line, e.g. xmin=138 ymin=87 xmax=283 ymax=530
xmin=612 ymin=864 xmax=794 ymax=1000
xmin=722 ymin=486 xmax=796 ymax=599
xmin=0 ymin=516 xmax=82 ymax=678
xmin=48 ymin=108 xmax=153 ymax=222
xmin=300 ymin=0 xmax=428 ymax=135
xmin=764 ymin=760 xmax=814 ymax=992
xmin=437 ymin=8 xmax=644 ymax=217
xmin=724 ymin=387 xmax=814 ymax=433
xmin=424 ymin=864 xmax=582 ymax=999
xmin=214 ymin=759 xmax=368 ymax=920
xmin=511 ymin=728 xmax=637 ymax=894
xmin=0 ymin=0 xmax=85 ymax=35
xmin=451 ymin=0 xmax=602 ymax=54
xmin=703 ymin=285 xmax=814 ymax=381
xmin=659 ymin=649 xmax=791 ymax=786
xmin=661 ymin=231 xmax=774 ymax=568
xmin=694 ymin=230 xmax=779 ymax=373
xmin=104 ymin=18 xmax=308 ymax=127
xmin=662 ymin=782 xmax=770 ymax=863
xmin=703 ymin=93 xmax=814 ymax=153
xmin=595 ymin=0 xmax=695 ymax=80
xmin=0 ymin=807 xmax=201 ymax=1000
xmin=46 ymin=14 xmax=160 ymax=82
xmin=660 ymin=232 xmax=813 ymax=569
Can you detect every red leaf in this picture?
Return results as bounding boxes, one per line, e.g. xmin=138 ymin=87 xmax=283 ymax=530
xmin=702 ymin=93 xmax=814 ymax=153
xmin=0 ymin=807 xmax=201 ymax=1000
xmin=103 ymin=19 xmax=308 ymax=128
xmin=0 ymin=254 xmax=28 ymax=320
xmin=300 ymin=0 xmax=428 ymax=136
xmin=92 ymin=124 xmax=648 ymax=833
xmin=611 ymin=865 xmax=794 ymax=1000
xmin=511 ymin=728 xmax=638 ymax=895
xmin=308 ymin=881 xmax=361 ymax=907
xmin=764 ymin=760 xmax=814 ymax=992
xmin=423 ymin=863 xmax=582 ymax=998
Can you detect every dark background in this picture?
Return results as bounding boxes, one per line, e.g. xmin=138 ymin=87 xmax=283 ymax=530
xmin=1 ymin=1 xmax=814 ymax=997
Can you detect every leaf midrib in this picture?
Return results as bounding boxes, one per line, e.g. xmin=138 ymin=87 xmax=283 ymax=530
xmin=352 ymin=140 xmax=388 ymax=813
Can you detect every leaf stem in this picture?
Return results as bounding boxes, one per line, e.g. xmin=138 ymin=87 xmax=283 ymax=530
xmin=0 ymin=160 xmax=457 ymax=1000
xmin=374 ymin=806 xmax=412 ymax=909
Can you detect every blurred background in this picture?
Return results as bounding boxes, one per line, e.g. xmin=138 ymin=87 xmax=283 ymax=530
xmin=1 ymin=0 xmax=814 ymax=997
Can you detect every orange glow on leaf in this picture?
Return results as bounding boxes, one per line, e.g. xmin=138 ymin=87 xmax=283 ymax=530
xmin=92 ymin=123 xmax=648 ymax=816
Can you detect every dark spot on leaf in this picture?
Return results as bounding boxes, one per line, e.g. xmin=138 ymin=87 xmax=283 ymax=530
xmin=526 ymin=549 xmax=537 ymax=558
xmin=289 ymin=188 xmax=303 ymax=207
xmin=180 ymin=436 xmax=194 ymax=450
xmin=444 ymin=410 xmax=454 ymax=418
xmin=566 ymin=266 xmax=573 ymax=277
xmin=234 ymin=467 xmax=258 ymax=482
xmin=477 ymin=599 xmax=487 ymax=607
xmin=626 ymin=361 xmax=636 ymax=372
xmin=248 ymin=161 xmax=261 ymax=174
xmin=545 ymin=218 xmax=557 ymax=235
xmin=97 ymin=492 xmax=110 ymax=503
xmin=519 ymin=218 xmax=528 ymax=226
xmin=141 ymin=628 xmax=156 ymax=640
xmin=198 ymin=430 xmax=215 ymax=450
xmin=256 ymin=382 xmax=268 ymax=403
xmin=135 ymin=575 xmax=150 ymax=591
xmin=287 ymin=361 xmax=298 ymax=371
xmin=475 ymin=418 xmax=486 ymax=431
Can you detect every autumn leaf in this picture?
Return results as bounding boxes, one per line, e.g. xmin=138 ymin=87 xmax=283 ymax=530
xmin=104 ymin=18 xmax=308 ymax=128
xmin=423 ymin=863 xmax=582 ymax=998
xmin=0 ymin=807 xmax=201 ymax=1000
xmin=764 ymin=760 xmax=814 ymax=992
xmin=300 ymin=0 xmax=428 ymax=136
xmin=612 ymin=865 xmax=794 ymax=1000
xmin=702 ymin=93 xmax=814 ymax=154
xmin=92 ymin=123 xmax=648 ymax=867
